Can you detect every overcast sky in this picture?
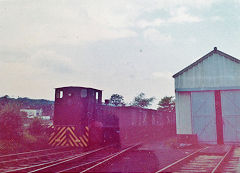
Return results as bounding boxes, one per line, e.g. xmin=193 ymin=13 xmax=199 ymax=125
xmin=1 ymin=0 xmax=240 ymax=107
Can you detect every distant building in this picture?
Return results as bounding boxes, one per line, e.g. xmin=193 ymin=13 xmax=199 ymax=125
xmin=20 ymin=108 xmax=43 ymax=117
xmin=21 ymin=108 xmax=52 ymax=127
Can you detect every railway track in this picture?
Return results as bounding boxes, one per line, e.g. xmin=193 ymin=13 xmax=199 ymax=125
xmin=222 ymin=146 xmax=240 ymax=172
xmin=0 ymin=147 xmax=84 ymax=173
xmin=20 ymin=143 xmax=141 ymax=173
xmin=7 ymin=144 xmax=240 ymax=172
xmin=71 ymin=143 xmax=141 ymax=173
xmin=0 ymin=147 xmax=67 ymax=162
xmin=156 ymin=145 xmax=233 ymax=173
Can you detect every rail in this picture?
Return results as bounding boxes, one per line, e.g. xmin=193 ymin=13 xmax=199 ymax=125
xmin=212 ymin=146 xmax=233 ymax=172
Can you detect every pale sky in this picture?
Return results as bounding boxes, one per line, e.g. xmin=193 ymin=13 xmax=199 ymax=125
xmin=1 ymin=0 xmax=240 ymax=107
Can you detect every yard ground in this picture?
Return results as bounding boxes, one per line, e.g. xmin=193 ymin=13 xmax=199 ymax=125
xmin=99 ymin=137 xmax=202 ymax=172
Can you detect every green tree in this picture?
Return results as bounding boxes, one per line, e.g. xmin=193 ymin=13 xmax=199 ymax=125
xmin=110 ymin=94 xmax=125 ymax=106
xmin=130 ymin=92 xmax=155 ymax=108
xmin=157 ymin=96 xmax=175 ymax=112
xmin=0 ymin=103 xmax=25 ymax=140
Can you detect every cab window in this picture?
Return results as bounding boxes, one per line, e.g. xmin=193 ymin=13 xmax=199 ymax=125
xmin=81 ymin=89 xmax=87 ymax=98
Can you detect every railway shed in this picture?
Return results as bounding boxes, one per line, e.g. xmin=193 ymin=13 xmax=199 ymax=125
xmin=173 ymin=47 xmax=240 ymax=144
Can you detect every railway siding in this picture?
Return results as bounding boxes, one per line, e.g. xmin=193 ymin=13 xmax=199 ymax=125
xmin=156 ymin=145 xmax=233 ymax=173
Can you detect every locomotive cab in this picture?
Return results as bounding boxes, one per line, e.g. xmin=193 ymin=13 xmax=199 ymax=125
xmin=54 ymin=86 xmax=102 ymax=126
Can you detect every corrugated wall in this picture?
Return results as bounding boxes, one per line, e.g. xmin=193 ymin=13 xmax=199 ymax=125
xmin=176 ymin=92 xmax=192 ymax=134
xmin=175 ymin=53 xmax=240 ymax=91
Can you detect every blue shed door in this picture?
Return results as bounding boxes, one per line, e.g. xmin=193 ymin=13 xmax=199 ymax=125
xmin=191 ymin=91 xmax=217 ymax=144
xmin=221 ymin=90 xmax=240 ymax=143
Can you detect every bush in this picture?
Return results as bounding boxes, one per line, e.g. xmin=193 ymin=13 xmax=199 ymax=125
xmin=0 ymin=104 xmax=50 ymax=154
xmin=22 ymin=130 xmax=49 ymax=150
xmin=0 ymin=140 xmax=22 ymax=154
xmin=28 ymin=118 xmax=46 ymax=136
xmin=0 ymin=132 xmax=50 ymax=154
xmin=27 ymin=118 xmax=50 ymax=149
xmin=0 ymin=103 xmax=25 ymax=140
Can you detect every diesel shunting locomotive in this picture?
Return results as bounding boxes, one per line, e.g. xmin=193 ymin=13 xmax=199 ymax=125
xmin=49 ymin=86 xmax=119 ymax=148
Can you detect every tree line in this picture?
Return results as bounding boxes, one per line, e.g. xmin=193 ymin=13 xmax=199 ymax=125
xmin=0 ymin=95 xmax=54 ymax=116
xmin=109 ymin=93 xmax=175 ymax=113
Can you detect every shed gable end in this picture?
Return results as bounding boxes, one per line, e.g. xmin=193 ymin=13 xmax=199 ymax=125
xmin=175 ymin=53 xmax=240 ymax=91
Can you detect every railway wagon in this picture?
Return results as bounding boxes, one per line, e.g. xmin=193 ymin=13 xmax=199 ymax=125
xmin=97 ymin=105 xmax=176 ymax=147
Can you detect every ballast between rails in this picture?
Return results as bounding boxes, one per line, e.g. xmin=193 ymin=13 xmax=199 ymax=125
xmin=80 ymin=143 xmax=142 ymax=173
xmin=156 ymin=146 xmax=209 ymax=173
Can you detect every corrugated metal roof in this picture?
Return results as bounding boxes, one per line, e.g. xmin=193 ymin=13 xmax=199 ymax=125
xmin=173 ymin=47 xmax=240 ymax=78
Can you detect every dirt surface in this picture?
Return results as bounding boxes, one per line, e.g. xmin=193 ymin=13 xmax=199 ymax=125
xmin=99 ymin=139 xmax=202 ymax=172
